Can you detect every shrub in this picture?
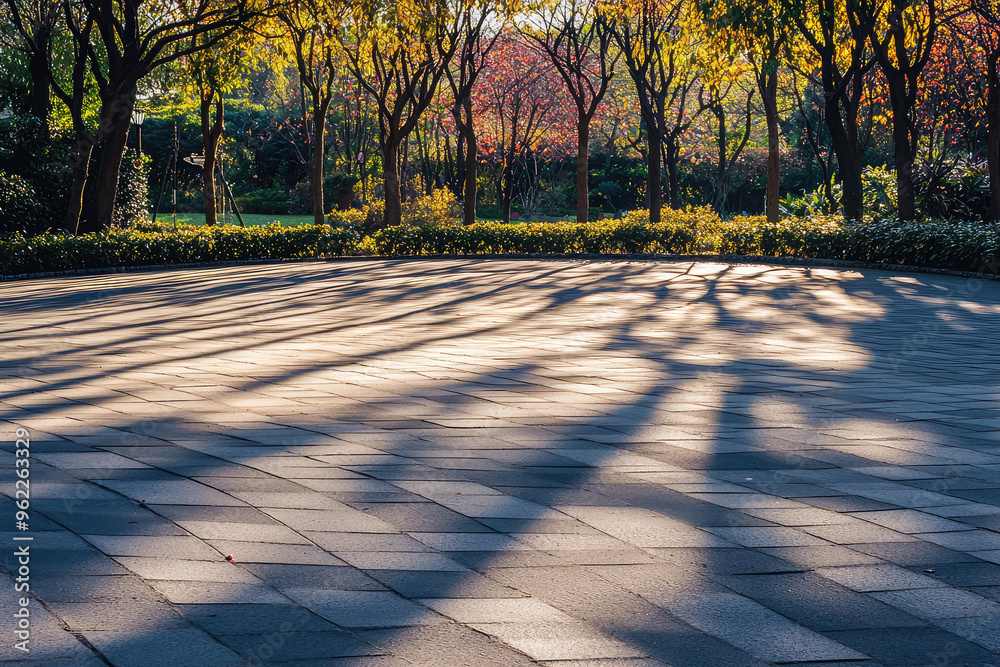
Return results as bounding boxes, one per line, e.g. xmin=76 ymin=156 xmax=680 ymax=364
xmin=0 ymin=115 xmax=74 ymax=234
xmin=326 ymin=208 xmax=367 ymax=232
xmin=0 ymin=223 xmax=360 ymax=276
xmin=369 ymin=216 xmax=697 ymax=256
xmin=5 ymin=210 xmax=999 ymax=277
xmin=402 ymin=188 xmax=462 ymax=227
xmin=240 ymin=188 xmax=292 ymax=215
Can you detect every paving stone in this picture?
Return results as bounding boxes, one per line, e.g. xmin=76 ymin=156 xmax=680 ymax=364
xmin=756 ymin=545 xmax=884 ymax=569
xmin=177 ymin=603 xmax=341 ymax=634
xmin=358 ymin=625 xmax=538 ymax=666
xmin=48 ymin=601 xmax=187 ymax=632
xmin=219 ymin=630 xmax=385 ymax=662
xmin=281 ymin=589 xmax=447 ymax=628
xmin=800 ymin=522 xmax=919 ymax=544
xmin=716 ymin=572 xmax=926 ymax=631
xmin=365 ymin=570 xmax=526 ymax=599
xmin=334 ymin=551 xmax=469 ymax=571
xmin=824 ymin=627 xmax=1000 ymax=666
xmin=406 ymin=532 xmax=534 ymax=551
xmin=241 ymin=564 xmax=386 ymax=591
xmin=848 ymin=541 xmax=981 ymax=566
xmin=907 ymin=561 xmax=1000 ymax=587
xmin=850 ymin=509 xmax=975 ymax=533
xmin=83 ymin=626 xmax=244 ymax=667
xmin=870 ymin=587 xmax=1000 ymax=619
xmin=660 ymin=592 xmax=868 ymax=663
xmin=916 ymin=530 xmax=1000 ymax=552
xmin=706 ymin=526 xmax=828 ymax=547
xmin=555 ymin=506 xmax=735 ymax=547
xmin=815 ymin=564 xmax=950 ymax=592
xmin=419 ymin=597 xmax=573 ymax=623
xmin=113 ymin=557 xmax=261 ymax=583
xmin=646 ymin=547 xmax=802 ymax=574
xmin=262 ymin=507 xmax=399 ymax=533
xmin=80 ymin=534 xmax=221 ymax=560
xmin=934 ymin=616 xmax=1000 ymax=654
xmin=149 ymin=505 xmax=284 ymax=524
xmin=148 ymin=581 xmax=290 ymax=604
xmin=175 ymin=521 xmax=310 ymax=544
xmin=29 ymin=574 xmax=161 ymax=604
xmin=358 ymin=503 xmax=495 ymax=532
xmin=467 ymin=621 xmax=648 ymax=661
xmin=99 ymin=479 xmax=246 ymax=506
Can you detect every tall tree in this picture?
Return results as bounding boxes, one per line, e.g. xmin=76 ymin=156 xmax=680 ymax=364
xmin=186 ymin=26 xmax=252 ymax=226
xmin=50 ymin=0 xmax=95 ymax=232
xmin=277 ymin=0 xmax=342 ymax=226
xmin=605 ymin=0 xmax=686 ymax=222
xmin=793 ymin=0 xmax=876 ymax=219
xmin=523 ymin=0 xmax=618 ymax=223
xmin=698 ymin=0 xmax=799 ymax=222
xmin=857 ymin=0 xmax=940 ymax=220
xmin=446 ymin=4 xmax=501 ymax=225
xmin=3 ymin=0 xmax=59 ymax=126
xmin=969 ymin=0 xmax=1000 ymax=221
xmin=338 ymin=0 xmax=464 ymax=229
xmin=476 ymin=34 xmax=572 ymax=222
xmin=71 ymin=0 xmax=252 ymax=231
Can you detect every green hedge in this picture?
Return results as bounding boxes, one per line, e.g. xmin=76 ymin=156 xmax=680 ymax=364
xmin=0 ymin=222 xmax=358 ymax=275
xmin=370 ymin=218 xmax=697 ymax=255
xmin=2 ymin=212 xmax=998 ymax=277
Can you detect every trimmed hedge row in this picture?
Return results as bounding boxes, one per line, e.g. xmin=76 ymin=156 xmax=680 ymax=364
xmin=2 ymin=211 xmax=998 ymax=277
xmin=0 ymin=222 xmax=358 ymax=275
xmin=371 ymin=218 xmax=697 ymax=255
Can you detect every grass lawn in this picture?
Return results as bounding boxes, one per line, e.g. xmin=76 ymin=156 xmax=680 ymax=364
xmin=154 ymin=213 xmax=316 ymax=227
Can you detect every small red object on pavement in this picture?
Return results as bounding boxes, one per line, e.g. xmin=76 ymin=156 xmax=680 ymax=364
xmin=225 ymin=555 xmax=235 ymax=562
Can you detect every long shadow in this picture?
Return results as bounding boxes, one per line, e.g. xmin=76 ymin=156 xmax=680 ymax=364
xmin=3 ymin=259 xmax=1000 ymax=665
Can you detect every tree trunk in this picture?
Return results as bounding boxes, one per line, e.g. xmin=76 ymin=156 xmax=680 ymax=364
xmin=28 ymin=48 xmax=50 ymax=129
xmin=988 ymin=53 xmax=1000 ymax=223
xmin=714 ymin=107 xmax=727 ymax=215
xmin=824 ymin=93 xmax=864 ymax=220
xmin=762 ymin=71 xmax=781 ymax=223
xmin=462 ymin=95 xmax=477 ymax=225
xmin=501 ymin=152 xmax=515 ymax=224
xmin=90 ymin=90 xmax=136 ymax=229
xmin=665 ymin=137 xmax=680 ymax=210
xmin=576 ymin=119 xmax=590 ymax=223
xmin=889 ymin=83 xmax=916 ymax=221
xmin=65 ymin=138 xmax=94 ymax=234
xmin=201 ymin=91 xmax=224 ymax=226
xmin=313 ymin=113 xmax=326 ymax=226
xmin=382 ymin=137 xmax=402 ymax=228
xmin=647 ymin=119 xmax=662 ymax=223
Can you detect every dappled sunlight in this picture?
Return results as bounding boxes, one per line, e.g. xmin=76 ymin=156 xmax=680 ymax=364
xmin=4 ymin=259 xmax=1000 ymax=665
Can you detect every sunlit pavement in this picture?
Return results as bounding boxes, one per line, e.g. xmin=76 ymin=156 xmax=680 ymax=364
xmin=2 ymin=258 xmax=1000 ymax=666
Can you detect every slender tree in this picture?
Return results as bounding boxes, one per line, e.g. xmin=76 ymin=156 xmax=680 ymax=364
xmin=338 ymin=0 xmax=464 ymax=229
xmin=856 ymin=0 xmax=940 ymax=221
xmin=970 ymin=0 xmax=1000 ymax=221
xmin=71 ymin=0 xmax=253 ymax=231
xmin=3 ymin=0 xmax=59 ymax=126
xmin=446 ymin=5 xmax=502 ymax=225
xmin=276 ymin=0 xmax=342 ymax=226
xmin=523 ymin=0 xmax=619 ymax=223
xmin=793 ymin=0 xmax=876 ymax=219
xmin=605 ymin=0 xmax=686 ymax=222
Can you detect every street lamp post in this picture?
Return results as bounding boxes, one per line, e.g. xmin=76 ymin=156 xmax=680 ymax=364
xmin=131 ymin=108 xmax=145 ymax=154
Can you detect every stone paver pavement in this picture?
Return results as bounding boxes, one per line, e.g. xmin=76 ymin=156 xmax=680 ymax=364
xmin=2 ymin=258 xmax=1000 ymax=666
